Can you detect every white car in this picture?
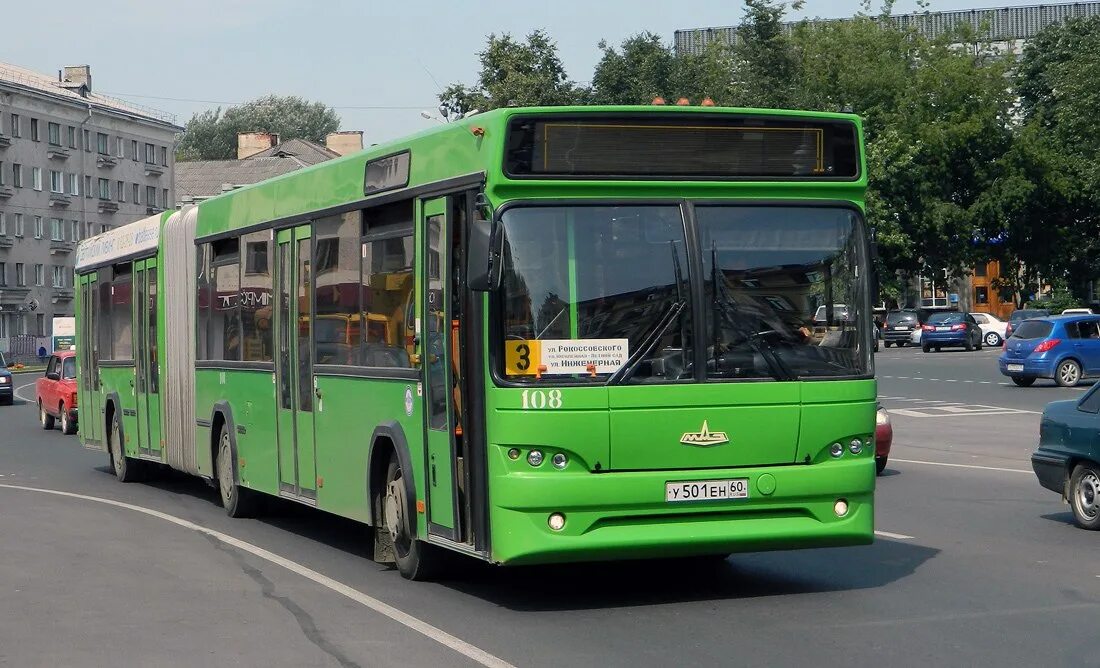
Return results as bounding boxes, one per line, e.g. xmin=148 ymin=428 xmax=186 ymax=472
xmin=1062 ymin=308 xmax=1093 ymax=315
xmin=969 ymin=312 xmax=1008 ymax=346
xmin=910 ymin=327 xmax=922 ymax=345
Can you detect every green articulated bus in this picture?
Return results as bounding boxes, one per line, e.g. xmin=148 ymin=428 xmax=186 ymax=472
xmin=75 ymin=105 xmax=877 ymax=580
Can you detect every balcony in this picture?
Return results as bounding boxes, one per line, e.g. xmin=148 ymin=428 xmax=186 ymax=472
xmin=96 ymin=155 xmax=117 ymax=168
xmin=0 ymin=185 xmax=12 ymax=199
xmin=0 ymin=286 xmax=32 ymax=301
xmin=47 ymin=146 xmax=70 ymax=160
xmin=144 ymin=163 xmax=164 ymax=177
xmin=48 ymin=193 xmax=71 ymax=208
xmin=97 ymin=200 xmax=118 ymax=214
xmin=51 ymin=288 xmax=74 ymax=303
xmin=49 ymin=240 xmax=74 ymax=254
xmin=0 ymin=237 xmax=13 ymax=248
xmin=0 ymin=133 xmax=9 ymax=148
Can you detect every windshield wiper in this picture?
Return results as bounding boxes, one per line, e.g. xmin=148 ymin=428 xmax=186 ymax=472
xmin=607 ymin=299 xmax=686 ymax=385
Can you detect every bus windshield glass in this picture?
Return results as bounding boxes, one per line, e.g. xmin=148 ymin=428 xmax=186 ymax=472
xmin=498 ymin=204 xmax=868 ymax=383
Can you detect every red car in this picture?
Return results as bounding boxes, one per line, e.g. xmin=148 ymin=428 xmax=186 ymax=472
xmin=875 ymin=403 xmax=893 ymax=475
xmin=36 ymin=351 xmax=78 ymax=435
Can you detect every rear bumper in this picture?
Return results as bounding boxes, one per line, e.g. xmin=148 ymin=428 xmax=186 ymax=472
xmin=488 ymin=458 xmax=876 ymax=565
xmin=922 ymin=333 xmax=968 ymax=346
xmin=883 ymin=330 xmax=915 ymax=342
xmin=0 ymin=385 xmax=12 ymax=400
xmin=1031 ymin=450 xmax=1069 ymax=495
xmin=998 ymin=358 xmax=1055 ymax=379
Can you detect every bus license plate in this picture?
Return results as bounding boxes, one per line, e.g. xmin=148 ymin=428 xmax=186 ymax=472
xmin=1007 ymin=363 xmax=1024 ymax=372
xmin=666 ymin=479 xmax=749 ymax=502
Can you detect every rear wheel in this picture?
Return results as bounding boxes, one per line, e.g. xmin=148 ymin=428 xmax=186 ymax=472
xmin=216 ymin=424 xmax=260 ymax=518
xmin=1069 ymin=463 xmax=1100 ymax=530
xmin=39 ymin=403 xmax=55 ymax=430
xmin=984 ymin=331 xmax=1002 ymax=347
xmin=1011 ymin=375 xmax=1036 ymax=387
xmin=1056 ymin=359 xmax=1082 ymax=387
xmin=60 ymin=404 xmax=76 ymax=435
xmin=935 ymin=346 xmax=942 ymax=352
xmin=382 ymin=456 xmax=442 ymax=581
xmin=884 ymin=341 xmax=892 ymax=348
xmin=964 ymin=336 xmax=974 ymax=352
xmin=922 ymin=343 xmax=931 ymax=353
xmin=897 ymin=342 xmax=907 ymax=348
xmin=876 ymin=457 xmax=888 ymax=475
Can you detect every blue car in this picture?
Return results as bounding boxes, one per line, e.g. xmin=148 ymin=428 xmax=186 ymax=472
xmin=1032 ymin=383 xmax=1100 ymax=529
xmin=999 ymin=315 xmax=1100 ymax=387
xmin=919 ymin=311 xmax=983 ymax=352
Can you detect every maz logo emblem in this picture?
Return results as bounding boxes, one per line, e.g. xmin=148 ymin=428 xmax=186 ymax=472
xmin=680 ymin=420 xmax=729 ymax=447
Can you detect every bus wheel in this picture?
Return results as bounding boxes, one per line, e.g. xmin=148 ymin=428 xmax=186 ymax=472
xmin=217 ymin=424 xmax=259 ymax=518
xmin=109 ymin=413 xmax=142 ymax=482
xmin=383 ymin=455 xmax=440 ymax=581
xmin=40 ymin=403 xmax=55 ymax=430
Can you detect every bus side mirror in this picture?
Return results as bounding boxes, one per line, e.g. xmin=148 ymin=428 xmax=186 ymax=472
xmin=468 ymin=212 xmax=503 ymax=292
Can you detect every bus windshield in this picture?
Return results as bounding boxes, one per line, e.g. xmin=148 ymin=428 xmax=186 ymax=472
xmin=498 ymin=204 xmax=868 ymax=383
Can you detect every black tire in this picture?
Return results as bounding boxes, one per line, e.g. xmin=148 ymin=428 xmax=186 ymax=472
xmin=108 ymin=412 xmax=143 ymax=482
xmin=897 ymin=342 xmax=907 ymax=348
xmin=876 ymin=457 xmax=887 ymax=475
xmin=1069 ymin=463 xmax=1100 ymax=530
xmin=975 ymin=333 xmax=983 ymax=351
xmin=1056 ymin=359 xmax=1082 ymax=388
xmin=964 ymin=336 xmax=974 ymax=352
xmin=935 ymin=346 xmax=942 ymax=352
xmin=216 ymin=423 xmax=260 ymax=518
xmin=883 ymin=341 xmax=892 ymax=348
xmin=39 ymin=403 xmax=55 ymax=430
xmin=922 ymin=343 xmax=931 ymax=353
xmin=381 ymin=456 xmax=442 ymax=581
xmin=984 ymin=332 xmax=1002 ymax=347
xmin=1011 ymin=375 xmax=1036 ymax=387
xmin=60 ymin=404 xmax=76 ymax=435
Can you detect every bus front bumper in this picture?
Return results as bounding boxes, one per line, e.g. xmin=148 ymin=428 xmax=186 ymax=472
xmin=488 ymin=459 xmax=875 ymax=565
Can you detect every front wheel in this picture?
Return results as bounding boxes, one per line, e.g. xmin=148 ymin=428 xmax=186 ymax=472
xmin=217 ymin=425 xmax=260 ymax=518
xmin=382 ymin=456 xmax=442 ymax=581
xmin=39 ymin=403 xmax=55 ymax=430
xmin=985 ymin=332 xmax=1002 ymax=347
xmin=1056 ymin=359 xmax=1082 ymax=387
xmin=1069 ymin=463 xmax=1100 ymax=530
xmin=109 ymin=413 xmax=143 ymax=482
xmin=1011 ymin=375 xmax=1036 ymax=387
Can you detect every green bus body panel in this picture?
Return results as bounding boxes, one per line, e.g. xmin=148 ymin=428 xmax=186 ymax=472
xmin=74 ymin=106 xmax=874 ymax=568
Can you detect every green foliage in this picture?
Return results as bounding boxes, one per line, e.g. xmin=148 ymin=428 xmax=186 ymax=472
xmin=440 ymin=30 xmax=588 ymax=112
xmin=177 ymin=95 xmax=340 ymax=161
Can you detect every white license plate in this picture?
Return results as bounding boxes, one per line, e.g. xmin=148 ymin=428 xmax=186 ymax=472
xmin=893 ymin=326 xmax=907 ymax=330
xmin=1007 ymin=363 xmax=1024 ymax=372
xmin=936 ymin=326 xmax=950 ymax=331
xmin=666 ymin=478 xmax=749 ymax=502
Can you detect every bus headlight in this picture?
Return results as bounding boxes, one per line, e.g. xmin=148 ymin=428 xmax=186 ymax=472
xmin=548 ymin=513 xmax=566 ymax=531
xmin=829 ymin=442 xmax=844 ymax=458
xmin=849 ymin=438 xmax=863 ymax=455
xmin=551 ymin=453 xmax=567 ymax=469
xmin=527 ymin=450 xmax=544 ymax=467
xmin=834 ymin=499 xmax=849 ymax=517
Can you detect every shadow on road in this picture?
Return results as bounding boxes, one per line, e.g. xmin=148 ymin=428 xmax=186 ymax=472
xmin=1040 ymin=511 xmax=1076 ymax=527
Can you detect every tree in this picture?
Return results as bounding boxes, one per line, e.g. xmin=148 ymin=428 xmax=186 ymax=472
xmin=177 ymin=95 xmax=340 ymax=161
xmin=590 ymin=33 xmax=735 ymax=105
xmin=440 ymin=30 xmax=588 ymax=112
xmin=731 ymin=0 xmax=805 ymax=108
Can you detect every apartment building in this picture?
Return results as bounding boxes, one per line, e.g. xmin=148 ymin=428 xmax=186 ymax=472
xmin=0 ymin=62 xmax=182 ymax=340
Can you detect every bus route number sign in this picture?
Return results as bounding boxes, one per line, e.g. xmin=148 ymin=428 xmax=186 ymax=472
xmin=504 ymin=339 xmax=629 ymax=376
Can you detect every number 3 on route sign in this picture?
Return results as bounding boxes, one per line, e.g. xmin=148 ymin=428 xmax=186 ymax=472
xmin=505 ymin=340 xmax=541 ymax=375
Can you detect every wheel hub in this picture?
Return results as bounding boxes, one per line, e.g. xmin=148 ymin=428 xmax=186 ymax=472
xmin=218 ymin=434 xmax=233 ymax=504
xmin=1079 ymin=473 xmax=1100 ymax=519
xmin=384 ymin=479 xmax=406 ymax=543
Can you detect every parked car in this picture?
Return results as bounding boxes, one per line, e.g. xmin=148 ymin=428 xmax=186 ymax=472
xmin=970 ymin=312 xmax=1008 ymax=347
xmin=920 ymin=311 xmax=983 ymax=352
xmin=1004 ymin=308 xmax=1051 ymax=340
xmin=35 ymin=351 xmax=77 ymax=434
xmin=882 ymin=309 xmax=920 ymax=348
xmin=0 ymin=353 xmax=11 ymax=406
xmin=1031 ymin=383 xmax=1100 ymax=529
xmin=910 ymin=327 xmax=922 ymax=345
xmin=1062 ymin=308 xmax=1094 ymax=315
xmin=875 ymin=403 xmax=893 ymax=475
xmin=999 ymin=315 xmax=1100 ymax=387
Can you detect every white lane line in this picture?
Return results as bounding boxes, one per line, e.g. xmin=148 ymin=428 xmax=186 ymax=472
xmin=0 ymin=484 xmax=515 ymax=668
xmin=874 ymin=530 xmax=914 ymax=540
xmin=891 ymin=458 xmax=1031 ymax=474
xmin=14 ymin=382 xmax=36 ymax=403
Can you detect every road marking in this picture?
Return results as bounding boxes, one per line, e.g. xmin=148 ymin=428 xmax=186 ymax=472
xmin=874 ymin=530 xmax=914 ymax=540
xmin=14 ymin=382 xmax=36 ymax=403
xmin=891 ymin=458 xmax=1031 ymax=474
xmin=0 ymin=484 xmax=515 ymax=668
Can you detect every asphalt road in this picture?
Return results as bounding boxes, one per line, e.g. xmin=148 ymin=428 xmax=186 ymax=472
xmin=1 ymin=354 xmax=1098 ymax=668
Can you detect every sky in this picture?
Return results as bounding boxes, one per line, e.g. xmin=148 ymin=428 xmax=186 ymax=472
xmin=3 ymin=0 xmax=1046 ymax=144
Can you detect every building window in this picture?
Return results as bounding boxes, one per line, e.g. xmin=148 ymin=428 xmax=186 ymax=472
xmin=50 ymin=218 xmax=63 ymax=241
xmin=144 ymin=143 xmax=155 ymax=164
xmin=98 ymin=178 xmax=110 ymax=200
xmin=117 ymin=180 xmax=125 ymax=202
xmin=48 ymin=122 xmax=61 ymax=146
xmin=34 ymin=264 xmax=43 ymax=286
xmin=0 ymin=160 xmax=4 ymax=186
xmin=975 ymin=286 xmax=989 ymax=305
xmin=11 ymin=163 xmax=21 ymax=188
xmin=132 ymin=183 xmax=140 ymax=204
xmin=68 ymin=173 xmax=79 ymax=196
xmin=67 ymin=126 xmax=76 ymax=148
xmin=96 ymin=132 xmax=109 ymax=155
xmin=72 ymin=220 xmax=80 ymax=242
xmin=34 ymin=216 xmax=43 ymax=239
xmin=85 ymin=175 xmax=92 ymax=198
xmin=49 ymin=170 xmax=63 ymax=194
xmin=14 ymin=214 xmax=23 ymax=237
xmin=51 ymin=265 xmax=65 ymax=288
xmin=160 ymin=146 xmax=168 ymax=166
xmin=131 ymin=139 xmax=138 ymax=161
xmin=32 ymin=167 xmax=42 ymax=191
xmin=83 ymin=128 xmax=90 ymax=152
xmin=0 ymin=262 xmax=5 ymax=287
xmin=975 ymin=263 xmax=987 ymax=278
xmin=36 ymin=314 xmax=44 ymax=335
xmin=116 ymin=136 xmax=125 ymax=158
xmin=146 ymin=186 xmax=156 ymax=207
xmin=9 ymin=114 xmax=19 ymax=138
xmin=0 ymin=212 xmax=5 ymax=236
xmin=163 ymin=188 xmax=169 ymax=209
xmin=15 ymin=263 xmax=25 ymax=286
xmin=30 ymin=118 xmax=40 ymax=142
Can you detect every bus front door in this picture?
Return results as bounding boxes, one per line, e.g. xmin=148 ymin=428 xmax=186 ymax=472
xmin=275 ymin=226 xmax=317 ymax=502
xmin=80 ymin=274 xmax=103 ymax=447
xmin=421 ymin=197 xmax=459 ymax=539
xmin=133 ymin=258 xmax=162 ymax=459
